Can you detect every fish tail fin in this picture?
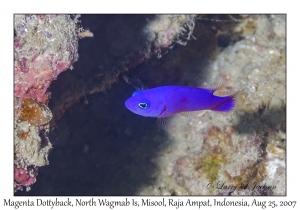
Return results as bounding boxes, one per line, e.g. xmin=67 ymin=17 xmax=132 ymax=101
xmin=214 ymin=97 xmax=236 ymax=112
xmin=214 ymin=88 xmax=244 ymax=112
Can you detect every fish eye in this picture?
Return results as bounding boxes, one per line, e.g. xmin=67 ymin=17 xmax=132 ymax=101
xmin=138 ymin=102 xmax=149 ymax=109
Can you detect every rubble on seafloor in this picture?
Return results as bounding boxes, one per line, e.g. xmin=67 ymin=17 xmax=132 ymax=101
xmin=138 ymin=15 xmax=286 ymax=195
xmin=14 ymin=15 xmax=197 ymax=192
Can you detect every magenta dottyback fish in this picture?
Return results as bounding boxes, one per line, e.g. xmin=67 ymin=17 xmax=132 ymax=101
xmin=125 ymin=86 xmax=237 ymax=118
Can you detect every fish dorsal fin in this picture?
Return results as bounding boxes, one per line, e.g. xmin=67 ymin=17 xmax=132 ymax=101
xmin=201 ymin=80 xmax=225 ymax=95
xmin=212 ymin=80 xmax=225 ymax=90
xmin=132 ymin=90 xmax=143 ymax=97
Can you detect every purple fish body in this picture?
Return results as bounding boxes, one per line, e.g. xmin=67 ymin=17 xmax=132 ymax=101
xmin=125 ymin=86 xmax=236 ymax=118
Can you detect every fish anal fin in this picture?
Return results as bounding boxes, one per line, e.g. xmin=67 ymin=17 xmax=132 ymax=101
xmin=157 ymin=114 xmax=188 ymax=131
xmin=179 ymin=111 xmax=204 ymax=117
xmin=213 ymin=109 xmax=231 ymax=115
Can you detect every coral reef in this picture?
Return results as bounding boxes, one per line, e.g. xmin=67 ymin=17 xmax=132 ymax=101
xmin=173 ymin=125 xmax=265 ymax=195
xmin=143 ymin=15 xmax=196 ymax=49
xmin=14 ymin=14 xmax=83 ymax=192
xmin=14 ymin=97 xmax=53 ymax=192
xmin=14 ymin=14 xmax=81 ymax=104
xmin=15 ymin=15 xmax=285 ymax=196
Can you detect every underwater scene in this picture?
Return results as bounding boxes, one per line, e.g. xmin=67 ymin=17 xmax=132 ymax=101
xmin=14 ymin=14 xmax=286 ymax=195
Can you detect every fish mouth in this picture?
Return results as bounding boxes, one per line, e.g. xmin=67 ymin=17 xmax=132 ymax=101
xmin=125 ymin=99 xmax=136 ymax=114
xmin=125 ymin=99 xmax=131 ymax=109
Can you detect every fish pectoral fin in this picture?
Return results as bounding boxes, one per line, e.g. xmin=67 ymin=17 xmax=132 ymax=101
xmin=161 ymin=111 xmax=175 ymax=117
xmin=158 ymin=105 xmax=175 ymax=117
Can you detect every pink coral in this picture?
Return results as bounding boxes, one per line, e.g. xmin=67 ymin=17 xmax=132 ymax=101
xmin=14 ymin=167 xmax=38 ymax=191
xmin=14 ymin=14 xmax=80 ymax=104
xmin=14 ymin=54 xmax=72 ymax=104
